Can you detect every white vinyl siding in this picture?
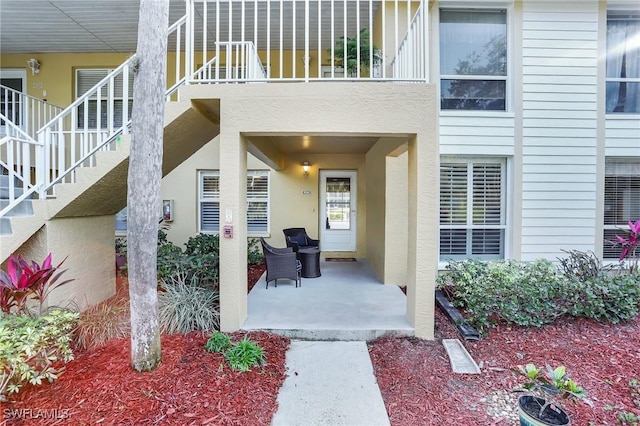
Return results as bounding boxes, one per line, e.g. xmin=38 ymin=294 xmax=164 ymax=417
xmin=520 ymin=2 xmax=599 ymax=260
xmin=606 ymin=116 xmax=640 ymax=157
xmin=199 ymin=170 xmax=269 ymax=234
xmin=439 ymin=158 xmax=506 ymax=261
xmin=75 ymin=69 xmax=134 ymax=129
xmin=603 ymin=159 xmax=640 ymax=259
xmin=439 ymin=114 xmax=515 ymax=156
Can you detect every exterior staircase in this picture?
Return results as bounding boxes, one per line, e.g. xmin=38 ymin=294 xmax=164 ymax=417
xmin=0 ymin=100 xmax=220 ymax=263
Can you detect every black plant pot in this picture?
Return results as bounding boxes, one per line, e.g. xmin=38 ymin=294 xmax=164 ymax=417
xmin=517 ymin=395 xmax=570 ymax=426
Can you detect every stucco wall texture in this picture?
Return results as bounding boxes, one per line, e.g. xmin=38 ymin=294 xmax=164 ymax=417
xmin=176 ymin=82 xmax=438 ymax=338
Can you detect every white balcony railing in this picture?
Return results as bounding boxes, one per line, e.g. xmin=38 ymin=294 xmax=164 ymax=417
xmin=1 ymin=1 xmax=429 ymax=222
xmin=185 ymin=0 xmax=428 ymax=83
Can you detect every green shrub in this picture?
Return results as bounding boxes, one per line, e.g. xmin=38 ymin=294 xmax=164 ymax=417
xmin=437 ymin=259 xmax=567 ymax=333
xmin=205 ymin=332 xmax=231 ymax=353
xmin=156 ymin=242 xmax=187 ymax=280
xmin=223 ymin=336 xmax=266 ymax=372
xmin=157 ymin=272 xmax=220 ymax=334
xmin=0 ymin=309 xmax=78 ymax=400
xmin=563 ymin=272 xmax=640 ymax=323
xmin=247 ymin=238 xmax=264 ymax=265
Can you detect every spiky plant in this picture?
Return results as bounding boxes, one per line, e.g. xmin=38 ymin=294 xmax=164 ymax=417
xmin=158 ymin=271 xmax=220 ymax=334
xmin=74 ymin=300 xmax=130 ymax=350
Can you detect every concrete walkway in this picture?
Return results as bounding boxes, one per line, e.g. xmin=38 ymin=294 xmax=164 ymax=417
xmin=271 ymin=340 xmax=390 ymax=426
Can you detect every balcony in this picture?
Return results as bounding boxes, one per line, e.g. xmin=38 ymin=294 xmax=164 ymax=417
xmin=181 ymin=0 xmax=429 ymax=85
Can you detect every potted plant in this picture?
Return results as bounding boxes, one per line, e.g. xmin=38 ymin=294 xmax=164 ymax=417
xmin=514 ymin=364 xmax=590 ymax=426
xmin=330 ymin=28 xmax=382 ymax=77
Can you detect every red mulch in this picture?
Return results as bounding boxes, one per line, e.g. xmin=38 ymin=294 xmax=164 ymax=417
xmin=5 ymin=265 xmax=640 ymax=426
xmin=369 ymin=308 xmax=640 ymax=426
xmin=247 ymin=262 xmax=266 ymax=293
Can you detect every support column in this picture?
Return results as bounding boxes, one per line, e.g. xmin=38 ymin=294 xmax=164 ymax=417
xmin=219 ymin=125 xmax=248 ymax=332
xmin=406 ymin=131 xmax=438 ymax=339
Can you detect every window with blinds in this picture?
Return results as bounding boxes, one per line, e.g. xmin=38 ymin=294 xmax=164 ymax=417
xmin=199 ymin=170 xmax=269 ymax=234
xmin=439 ymin=158 xmax=506 ymax=261
xmin=75 ymin=69 xmax=134 ymax=129
xmin=603 ymin=159 xmax=640 ymax=259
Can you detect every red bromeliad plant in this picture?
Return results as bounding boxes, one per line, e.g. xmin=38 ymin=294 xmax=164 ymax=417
xmin=613 ymin=220 xmax=639 ymax=274
xmin=0 ymin=253 xmax=73 ymax=314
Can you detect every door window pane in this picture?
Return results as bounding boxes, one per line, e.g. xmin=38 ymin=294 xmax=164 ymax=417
xmin=325 ymin=177 xmax=351 ymax=230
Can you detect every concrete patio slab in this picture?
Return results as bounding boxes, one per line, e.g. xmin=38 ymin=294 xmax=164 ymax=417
xmin=242 ymin=259 xmax=414 ymax=341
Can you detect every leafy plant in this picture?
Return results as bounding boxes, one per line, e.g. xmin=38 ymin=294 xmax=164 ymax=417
xmin=247 ymin=238 xmax=264 ymax=265
xmin=74 ymin=300 xmax=130 ymax=350
xmin=562 ymin=272 xmax=640 ymax=323
xmin=157 ymin=271 xmax=220 ymax=334
xmin=223 ymin=336 xmax=266 ymax=372
xmin=205 ymin=332 xmax=231 ymax=353
xmin=0 ymin=253 xmax=73 ymax=314
xmin=611 ymin=219 xmax=640 ymax=274
xmin=515 ymin=364 xmax=589 ymax=421
xmin=330 ymin=28 xmax=381 ymax=75
xmin=436 ymin=258 xmax=566 ymax=334
xmin=0 ymin=309 xmax=78 ymax=400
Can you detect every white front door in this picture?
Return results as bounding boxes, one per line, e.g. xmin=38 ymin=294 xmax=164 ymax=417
xmin=320 ymin=170 xmax=357 ymax=252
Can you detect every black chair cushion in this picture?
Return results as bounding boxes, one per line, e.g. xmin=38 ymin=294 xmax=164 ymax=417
xmin=288 ymin=234 xmax=307 ymax=246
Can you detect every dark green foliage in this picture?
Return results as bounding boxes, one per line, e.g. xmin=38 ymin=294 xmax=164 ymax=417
xmin=223 ymin=336 xmax=266 ymax=372
xmin=247 ymin=238 xmax=264 ymax=265
xmin=563 ymin=272 xmax=640 ymax=323
xmin=438 ymin=256 xmax=640 ymax=334
xmin=437 ymin=259 xmax=566 ymax=334
xmin=204 ymin=332 xmax=231 ymax=353
xmin=156 ymin=242 xmax=187 ymax=280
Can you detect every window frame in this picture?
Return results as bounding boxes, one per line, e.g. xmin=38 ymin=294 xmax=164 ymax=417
xmin=438 ymin=7 xmax=510 ymax=112
xmin=198 ymin=170 xmax=270 ymax=236
xmin=75 ymin=68 xmax=134 ymax=129
xmin=605 ymin=10 xmax=640 ymax=115
xmin=603 ymin=158 xmax=640 ymax=260
xmin=439 ymin=157 xmax=508 ymax=262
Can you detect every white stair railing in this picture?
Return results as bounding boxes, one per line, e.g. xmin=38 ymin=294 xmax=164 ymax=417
xmin=0 ymin=85 xmax=63 ymax=139
xmin=0 ymin=13 xmax=191 ymax=220
xmin=191 ymin=41 xmax=266 ymax=83
xmin=0 ymin=114 xmax=43 ymax=217
xmin=391 ymin=1 xmax=428 ymax=82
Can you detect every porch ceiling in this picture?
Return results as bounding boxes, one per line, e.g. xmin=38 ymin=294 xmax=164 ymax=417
xmin=249 ymin=135 xmax=380 ymax=155
xmin=1 ymin=0 xmax=381 ymax=54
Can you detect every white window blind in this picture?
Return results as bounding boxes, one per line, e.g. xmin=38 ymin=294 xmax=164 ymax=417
xmin=440 ymin=158 xmax=506 ymax=261
xmin=603 ymin=159 xmax=640 ymax=258
xmin=75 ymin=69 xmax=134 ymax=129
xmin=199 ymin=170 xmax=269 ymax=234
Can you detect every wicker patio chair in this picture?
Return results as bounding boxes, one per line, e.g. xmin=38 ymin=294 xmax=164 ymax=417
xmin=260 ymin=238 xmax=302 ymax=288
xmin=282 ymin=228 xmax=320 ymax=253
